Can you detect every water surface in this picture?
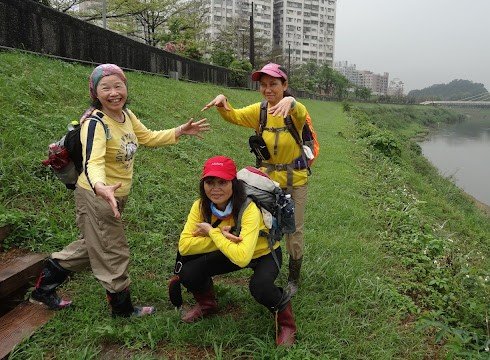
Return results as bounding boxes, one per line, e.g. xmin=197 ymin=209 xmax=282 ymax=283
xmin=419 ymin=109 xmax=490 ymax=206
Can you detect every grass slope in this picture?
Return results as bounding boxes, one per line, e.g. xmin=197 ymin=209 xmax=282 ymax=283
xmin=1 ymin=51 xmax=488 ymax=359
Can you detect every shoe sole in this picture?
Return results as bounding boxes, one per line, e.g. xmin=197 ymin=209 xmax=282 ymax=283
xmin=29 ymin=297 xmax=72 ymax=310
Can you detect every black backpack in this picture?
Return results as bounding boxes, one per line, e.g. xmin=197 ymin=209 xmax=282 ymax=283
xmin=42 ymin=111 xmax=109 ymax=189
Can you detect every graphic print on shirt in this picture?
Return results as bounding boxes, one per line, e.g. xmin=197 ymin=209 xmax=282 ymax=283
xmin=116 ymin=133 xmax=138 ymax=169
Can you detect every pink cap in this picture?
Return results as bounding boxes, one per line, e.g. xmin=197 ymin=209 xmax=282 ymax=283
xmin=201 ymin=156 xmax=237 ymax=180
xmin=251 ymin=63 xmax=288 ymax=81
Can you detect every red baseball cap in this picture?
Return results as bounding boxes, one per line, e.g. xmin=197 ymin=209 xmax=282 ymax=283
xmin=251 ymin=63 xmax=288 ymax=81
xmin=201 ymin=156 xmax=237 ymax=180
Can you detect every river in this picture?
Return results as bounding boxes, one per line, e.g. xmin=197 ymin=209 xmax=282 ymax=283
xmin=419 ymin=108 xmax=490 ymax=206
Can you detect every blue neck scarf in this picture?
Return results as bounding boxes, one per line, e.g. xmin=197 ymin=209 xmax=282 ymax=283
xmin=211 ymin=201 xmax=233 ymax=220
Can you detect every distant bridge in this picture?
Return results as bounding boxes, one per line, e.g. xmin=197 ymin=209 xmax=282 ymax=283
xmin=420 ymin=92 xmax=490 ymax=108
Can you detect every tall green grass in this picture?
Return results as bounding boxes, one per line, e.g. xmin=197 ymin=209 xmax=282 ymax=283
xmin=1 ymin=51 xmax=488 ymax=359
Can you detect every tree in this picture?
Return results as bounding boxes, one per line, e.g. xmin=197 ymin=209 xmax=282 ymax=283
xmin=35 ymin=0 xmax=89 ymax=12
xmin=287 ymin=61 xmax=350 ymax=99
xmin=211 ymin=17 xmax=273 ymax=68
xmin=332 ymin=71 xmax=349 ymax=100
xmin=159 ymin=9 xmax=208 ymax=60
xmin=210 ymin=48 xmax=235 ymax=68
xmin=355 ymin=86 xmax=372 ymax=100
xmin=407 ymin=79 xmax=488 ymax=101
xmin=75 ymin=0 xmax=206 ymax=49
xmin=289 ymin=61 xmax=319 ymax=92
xmin=128 ymin=0 xmax=205 ymax=47
xmin=317 ymin=63 xmax=335 ymax=95
xmin=229 ymin=59 xmax=253 ymax=87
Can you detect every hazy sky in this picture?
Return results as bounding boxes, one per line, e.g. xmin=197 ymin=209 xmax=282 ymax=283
xmin=334 ymin=0 xmax=490 ymax=92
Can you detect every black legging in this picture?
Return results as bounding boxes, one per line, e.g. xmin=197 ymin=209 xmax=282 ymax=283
xmin=177 ymin=248 xmax=284 ymax=311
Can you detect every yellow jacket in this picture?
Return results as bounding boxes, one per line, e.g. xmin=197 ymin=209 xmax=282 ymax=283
xmin=77 ymin=109 xmax=177 ymax=196
xmin=179 ymin=199 xmax=280 ymax=268
xmin=217 ymin=101 xmax=309 ymax=188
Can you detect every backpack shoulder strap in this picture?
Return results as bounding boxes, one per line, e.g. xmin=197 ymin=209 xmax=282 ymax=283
xmin=284 ymin=115 xmax=302 ymax=147
xmin=234 ymin=196 xmax=281 ymax=271
xmin=204 ymin=212 xmax=223 ymax=228
xmin=258 ymin=100 xmax=268 ymax=135
xmin=87 ymin=111 xmax=110 ymax=139
xmin=285 ymin=115 xmax=311 ymax=176
xmin=233 ymin=197 xmax=253 ymax=236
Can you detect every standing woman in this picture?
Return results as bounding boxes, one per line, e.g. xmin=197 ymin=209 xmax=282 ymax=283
xmin=174 ymin=156 xmax=296 ymax=346
xmin=31 ymin=64 xmax=210 ymax=317
xmin=202 ymin=63 xmax=308 ymax=295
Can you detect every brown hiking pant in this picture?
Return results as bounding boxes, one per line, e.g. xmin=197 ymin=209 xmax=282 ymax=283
xmin=285 ymin=184 xmax=308 ymax=260
xmin=52 ymin=186 xmax=130 ymax=293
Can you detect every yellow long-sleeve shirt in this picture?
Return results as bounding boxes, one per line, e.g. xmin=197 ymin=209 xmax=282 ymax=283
xmin=179 ymin=199 xmax=280 ymax=268
xmin=77 ymin=109 xmax=177 ymax=196
xmin=217 ymin=101 xmax=308 ymax=188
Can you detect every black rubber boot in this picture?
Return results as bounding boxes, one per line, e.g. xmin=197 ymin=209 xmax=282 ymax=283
xmin=168 ymin=275 xmax=183 ymax=308
xmin=30 ymin=258 xmax=72 ymax=310
xmin=106 ymin=288 xmax=155 ymax=318
xmin=287 ymin=257 xmax=303 ymax=296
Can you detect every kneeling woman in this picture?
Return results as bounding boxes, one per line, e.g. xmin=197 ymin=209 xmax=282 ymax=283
xmin=173 ymin=156 xmax=296 ymax=346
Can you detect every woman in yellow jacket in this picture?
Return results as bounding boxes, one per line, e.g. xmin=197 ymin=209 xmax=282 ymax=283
xmin=174 ymin=156 xmax=296 ymax=346
xmin=31 ymin=64 xmax=209 ymax=317
xmin=202 ymin=63 xmax=308 ymax=295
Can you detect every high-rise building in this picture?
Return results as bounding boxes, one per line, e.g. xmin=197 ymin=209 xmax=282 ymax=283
xmin=273 ymin=0 xmax=336 ymax=66
xmin=202 ymin=0 xmax=336 ymax=65
xmin=203 ymin=0 xmax=274 ymax=52
xmin=333 ymin=60 xmax=358 ymax=84
xmin=334 ymin=61 xmax=390 ymax=95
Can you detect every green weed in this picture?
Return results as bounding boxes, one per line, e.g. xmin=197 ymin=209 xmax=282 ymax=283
xmin=1 ymin=51 xmax=488 ymax=359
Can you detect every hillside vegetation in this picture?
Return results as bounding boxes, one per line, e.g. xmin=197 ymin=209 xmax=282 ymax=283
xmin=408 ymin=79 xmax=488 ymax=101
xmin=0 ymin=51 xmax=489 ymax=359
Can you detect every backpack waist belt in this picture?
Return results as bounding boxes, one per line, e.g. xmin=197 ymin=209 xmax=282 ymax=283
xmin=262 ymin=161 xmax=307 ymax=171
xmin=262 ymin=162 xmax=299 ymax=192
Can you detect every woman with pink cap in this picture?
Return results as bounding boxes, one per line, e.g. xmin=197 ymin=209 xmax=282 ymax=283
xmin=169 ymin=155 xmax=296 ymax=346
xmin=30 ymin=64 xmax=209 ymax=317
xmin=202 ymin=63 xmax=309 ymax=295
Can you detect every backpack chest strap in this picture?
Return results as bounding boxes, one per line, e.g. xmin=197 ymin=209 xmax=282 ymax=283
xmin=262 ymin=127 xmax=288 ymax=156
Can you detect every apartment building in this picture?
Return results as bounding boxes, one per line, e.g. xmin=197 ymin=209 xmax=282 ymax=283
xmin=203 ymin=0 xmax=274 ymax=51
xmin=333 ymin=60 xmax=358 ymax=84
xmin=202 ymin=0 xmax=336 ymax=65
xmin=358 ymin=70 xmax=389 ymax=95
xmin=334 ymin=61 xmax=390 ymax=95
xmin=273 ymin=0 xmax=336 ymax=65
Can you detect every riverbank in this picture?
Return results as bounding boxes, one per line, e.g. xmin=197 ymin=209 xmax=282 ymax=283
xmin=348 ymin=103 xmax=490 ymax=357
xmin=465 ymin=193 xmax=490 ymax=216
xmin=1 ymin=52 xmax=488 ymax=359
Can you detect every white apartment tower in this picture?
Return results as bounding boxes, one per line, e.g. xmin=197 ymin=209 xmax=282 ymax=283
xmin=334 ymin=61 xmax=391 ymax=95
xmin=273 ymin=0 xmax=336 ymax=66
xmin=334 ymin=60 xmax=358 ymax=84
xmin=203 ymin=0 xmax=274 ymax=50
